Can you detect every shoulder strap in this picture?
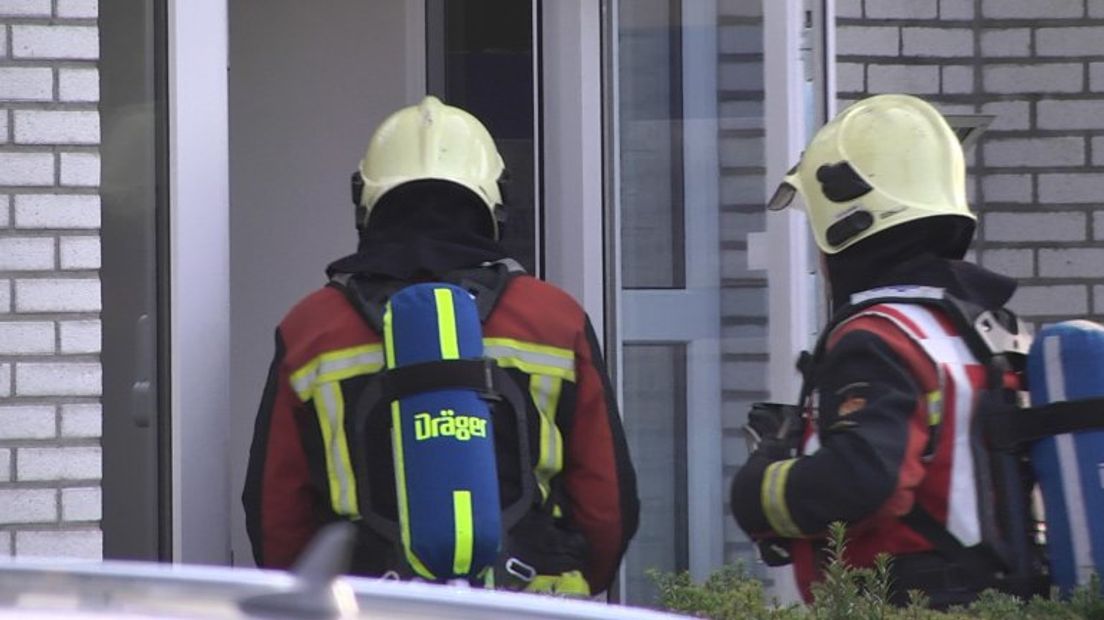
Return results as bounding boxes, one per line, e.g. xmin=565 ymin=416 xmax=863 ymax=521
xmin=985 ymin=397 xmax=1104 ymax=451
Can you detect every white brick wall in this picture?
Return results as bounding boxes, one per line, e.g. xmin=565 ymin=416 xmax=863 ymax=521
xmin=902 ymin=27 xmax=974 ymax=57
xmin=982 ymin=0 xmax=1083 ymax=18
xmin=0 ymin=323 xmax=54 ymax=355
xmin=0 ymin=67 xmax=53 ymax=101
xmin=0 ymin=489 xmax=57 ymax=524
xmin=16 ymin=530 xmax=102 ymax=559
xmin=0 ymin=0 xmax=51 ymax=16
xmin=0 ymin=449 xmax=10 ymax=482
xmin=1039 ymin=174 xmax=1104 ymax=204
xmin=60 ymin=403 xmax=101 ymax=438
xmin=59 ymin=236 xmax=100 ymax=269
xmin=981 ymin=29 xmax=1031 ymax=57
xmin=984 ymin=137 xmax=1085 ymax=168
xmin=983 ymin=64 xmax=1083 ymax=94
xmin=1 ymin=6 xmax=103 ymax=559
xmin=15 ymin=278 xmax=101 ymax=312
xmin=60 ymin=153 xmax=101 ymax=187
xmin=842 ymin=0 xmax=1104 ymax=328
xmin=14 ymin=194 xmax=101 ymax=229
xmin=981 ymin=248 xmax=1034 ymax=278
xmin=867 ymin=0 xmax=938 ymax=19
xmin=61 ymin=487 xmax=101 ymax=521
xmin=0 ymin=237 xmax=55 ymax=270
xmin=11 ymin=25 xmax=98 ymax=59
xmin=0 ymin=152 xmax=55 ymax=186
xmin=15 ymin=362 xmax=102 ymax=396
xmin=0 ymin=405 xmax=55 ymax=439
xmin=56 ymin=0 xmax=97 ymax=19
xmin=17 ymin=446 xmax=102 ymax=480
xmin=59 ymin=320 xmax=101 ymax=354
xmin=986 ymin=212 xmax=1087 ymax=242
xmin=14 ymin=110 xmax=100 ymax=144
xmin=940 ymin=0 xmax=975 ymax=19
xmin=1038 ymin=100 xmax=1104 ymax=130
xmin=867 ymin=64 xmax=940 ymax=94
xmin=58 ymin=68 xmax=99 ymax=103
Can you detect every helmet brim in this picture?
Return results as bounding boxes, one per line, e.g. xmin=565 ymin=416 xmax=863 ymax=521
xmin=768 ymin=181 xmax=798 ymax=211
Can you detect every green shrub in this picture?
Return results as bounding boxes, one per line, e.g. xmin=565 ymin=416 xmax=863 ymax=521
xmin=648 ymin=523 xmax=1104 ymax=620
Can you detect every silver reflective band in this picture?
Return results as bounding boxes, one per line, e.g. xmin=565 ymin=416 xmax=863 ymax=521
xmin=768 ymin=182 xmax=797 ymax=211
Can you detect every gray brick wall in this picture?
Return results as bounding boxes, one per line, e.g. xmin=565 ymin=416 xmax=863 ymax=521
xmin=0 ymin=1 xmax=102 ymax=559
xmin=839 ymin=0 xmax=1104 ymax=328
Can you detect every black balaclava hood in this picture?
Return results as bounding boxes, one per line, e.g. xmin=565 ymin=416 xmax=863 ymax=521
xmin=326 ymin=180 xmax=509 ymax=280
xmin=823 ymin=215 xmax=988 ymax=310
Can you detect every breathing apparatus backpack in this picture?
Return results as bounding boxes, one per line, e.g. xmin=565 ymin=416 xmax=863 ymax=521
xmin=801 ymin=286 xmax=1104 ymax=598
xmin=328 ymin=260 xmax=588 ymax=591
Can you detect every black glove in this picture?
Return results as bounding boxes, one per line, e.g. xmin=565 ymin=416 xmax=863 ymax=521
xmin=743 ymin=402 xmax=802 ymax=458
xmin=756 ymin=538 xmax=793 ymax=567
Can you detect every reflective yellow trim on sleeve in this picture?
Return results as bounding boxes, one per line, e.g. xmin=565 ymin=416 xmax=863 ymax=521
xmin=313 ymin=381 xmax=359 ymax=517
xmin=290 ymin=345 xmax=384 ymax=519
xmin=529 ymin=374 xmax=565 ymax=508
xmin=926 ymin=390 xmax=943 ymax=427
xmin=483 ymin=338 xmax=576 ymax=382
xmin=452 ymin=490 xmax=474 ymax=575
xmin=761 ymin=458 xmax=802 ymax=538
xmin=290 ymin=344 xmax=384 ymax=401
xmin=434 ymin=288 xmax=460 ymax=360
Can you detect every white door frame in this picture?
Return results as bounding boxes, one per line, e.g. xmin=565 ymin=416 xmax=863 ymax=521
xmin=167 ymin=0 xmax=231 ymax=564
xmin=763 ymin=0 xmax=815 ymax=405
xmin=539 ymin=0 xmax=606 ymax=334
xmin=542 ymin=0 xmax=724 ymax=592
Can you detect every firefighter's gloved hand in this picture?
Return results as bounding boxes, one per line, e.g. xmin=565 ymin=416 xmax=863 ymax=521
xmin=756 ymin=538 xmax=793 ymax=567
xmin=744 ymin=402 xmax=802 ymax=458
xmin=523 ymin=570 xmax=591 ymax=597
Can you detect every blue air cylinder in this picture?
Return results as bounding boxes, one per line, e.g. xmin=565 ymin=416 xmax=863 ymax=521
xmin=1026 ymin=320 xmax=1104 ymax=593
xmin=384 ymin=283 xmax=501 ymax=581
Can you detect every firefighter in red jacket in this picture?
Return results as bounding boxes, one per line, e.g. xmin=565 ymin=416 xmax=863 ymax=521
xmin=243 ymin=96 xmax=639 ymax=596
xmin=730 ymin=94 xmax=1040 ymax=607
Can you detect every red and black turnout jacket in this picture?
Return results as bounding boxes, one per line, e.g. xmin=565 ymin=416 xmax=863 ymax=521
xmin=242 ymin=264 xmax=638 ymax=594
xmin=731 ymin=257 xmax=1019 ymax=601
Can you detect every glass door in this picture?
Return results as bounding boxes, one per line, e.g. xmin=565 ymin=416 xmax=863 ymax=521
xmin=99 ymin=0 xmax=171 ymax=561
xmin=612 ymin=0 xmax=726 ymax=603
xmin=607 ymin=0 xmax=833 ymax=606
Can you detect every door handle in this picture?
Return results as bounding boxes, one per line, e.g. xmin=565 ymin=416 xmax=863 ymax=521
xmin=131 ymin=313 xmax=154 ymax=428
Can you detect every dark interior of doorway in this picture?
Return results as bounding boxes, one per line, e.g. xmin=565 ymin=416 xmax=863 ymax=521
xmin=426 ymin=0 xmax=540 ymax=276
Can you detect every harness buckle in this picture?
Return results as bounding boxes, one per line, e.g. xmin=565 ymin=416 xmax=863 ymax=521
xmin=504 ymin=557 xmax=537 ymax=583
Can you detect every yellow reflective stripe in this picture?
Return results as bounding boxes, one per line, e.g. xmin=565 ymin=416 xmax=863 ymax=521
xmin=761 ymin=459 xmax=802 ymax=538
xmin=313 ymin=382 xmax=359 ymax=516
xmin=452 ymin=490 xmax=473 ymax=575
xmin=927 ymin=390 xmax=943 ymax=426
xmin=384 ymin=304 xmax=434 ymax=580
xmin=290 ymin=344 xmax=384 ymax=401
xmin=434 ymin=288 xmax=460 ymax=360
xmin=483 ymin=338 xmax=576 ymax=382
xmin=529 ymin=374 xmax=564 ymax=505
xmin=391 ymin=401 xmax=434 ymax=580
xmin=384 ymin=304 xmax=397 ymax=369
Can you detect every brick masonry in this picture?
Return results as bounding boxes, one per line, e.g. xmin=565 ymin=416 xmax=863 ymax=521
xmin=839 ymin=0 xmax=1104 ymax=327
xmin=717 ymin=0 xmax=768 ymax=571
xmin=0 ymin=2 xmax=102 ymax=557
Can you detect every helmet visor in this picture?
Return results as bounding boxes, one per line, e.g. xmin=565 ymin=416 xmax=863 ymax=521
xmin=768 ymin=182 xmax=797 ymax=211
